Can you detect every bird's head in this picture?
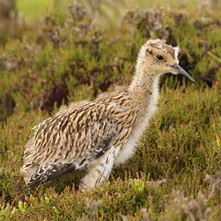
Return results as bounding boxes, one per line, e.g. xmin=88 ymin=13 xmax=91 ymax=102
xmin=136 ymin=39 xmax=196 ymax=83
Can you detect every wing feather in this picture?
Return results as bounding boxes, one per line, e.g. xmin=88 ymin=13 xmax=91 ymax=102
xmin=21 ymin=102 xmax=120 ymax=187
xmin=28 ymin=163 xmax=76 ymax=188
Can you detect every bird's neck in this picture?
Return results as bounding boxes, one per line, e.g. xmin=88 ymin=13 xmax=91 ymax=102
xmin=127 ymin=67 xmax=161 ymax=127
xmin=128 ymin=68 xmax=160 ymax=104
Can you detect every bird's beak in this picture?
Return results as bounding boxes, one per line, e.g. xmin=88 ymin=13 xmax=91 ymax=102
xmin=171 ymin=64 xmax=196 ymax=84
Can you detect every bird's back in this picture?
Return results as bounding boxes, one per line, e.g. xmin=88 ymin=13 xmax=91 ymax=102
xmin=20 ymin=91 xmax=137 ymax=188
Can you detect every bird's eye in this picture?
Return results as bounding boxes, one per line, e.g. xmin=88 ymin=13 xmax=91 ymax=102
xmin=156 ymin=54 xmax=164 ymax=61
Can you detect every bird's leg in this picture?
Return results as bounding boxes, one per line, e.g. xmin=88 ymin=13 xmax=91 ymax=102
xmin=80 ymin=146 xmax=120 ymax=189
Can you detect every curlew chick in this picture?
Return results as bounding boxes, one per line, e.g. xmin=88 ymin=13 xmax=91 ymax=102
xmin=20 ymin=39 xmax=195 ymax=189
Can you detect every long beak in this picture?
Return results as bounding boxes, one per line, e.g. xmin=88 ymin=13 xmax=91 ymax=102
xmin=171 ymin=64 xmax=196 ymax=84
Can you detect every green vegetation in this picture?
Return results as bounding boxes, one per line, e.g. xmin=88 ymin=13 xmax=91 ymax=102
xmin=0 ymin=1 xmax=221 ymax=220
xmin=17 ymin=0 xmax=54 ymax=21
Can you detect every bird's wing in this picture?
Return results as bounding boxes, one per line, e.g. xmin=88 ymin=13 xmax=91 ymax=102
xmin=26 ymin=163 xmax=77 ymax=188
xmin=23 ymin=101 xmax=130 ymax=188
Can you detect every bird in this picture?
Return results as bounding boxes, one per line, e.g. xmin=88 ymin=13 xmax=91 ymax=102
xmin=20 ymin=39 xmax=196 ymax=189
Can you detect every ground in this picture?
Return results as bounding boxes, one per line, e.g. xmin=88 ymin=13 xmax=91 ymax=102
xmin=0 ymin=1 xmax=220 ymax=220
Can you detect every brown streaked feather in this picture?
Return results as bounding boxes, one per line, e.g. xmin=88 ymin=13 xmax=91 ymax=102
xmin=21 ymin=91 xmax=136 ymax=187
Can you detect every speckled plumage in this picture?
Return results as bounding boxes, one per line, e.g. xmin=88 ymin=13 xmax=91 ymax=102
xmin=20 ymin=39 xmax=195 ymax=189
